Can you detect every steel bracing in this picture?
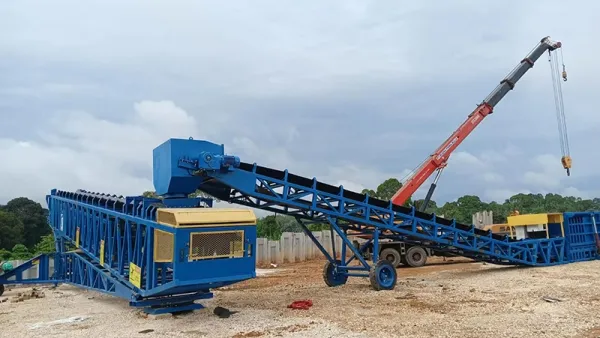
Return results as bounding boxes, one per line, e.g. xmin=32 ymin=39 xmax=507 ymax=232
xmin=152 ymin=138 xmax=598 ymax=290
xmin=0 ymin=188 xmax=256 ymax=313
xmin=198 ymin=161 xmax=568 ymax=266
xmin=2 ymin=136 xmax=598 ymax=303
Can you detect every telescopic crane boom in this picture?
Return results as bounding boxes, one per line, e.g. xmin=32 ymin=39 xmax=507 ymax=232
xmin=391 ymin=36 xmax=571 ymax=211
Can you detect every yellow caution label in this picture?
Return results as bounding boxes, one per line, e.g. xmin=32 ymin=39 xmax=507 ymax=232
xmin=99 ymin=240 xmax=105 ymax=266
xmin=129 ymin=262 xmax=141 ymax=289
xmin=75 ymin=227 xmax=80 ymax=248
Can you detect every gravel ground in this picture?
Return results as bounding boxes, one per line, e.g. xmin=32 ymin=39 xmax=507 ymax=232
xmin=2 ymin=257 xmax=600 ymax=338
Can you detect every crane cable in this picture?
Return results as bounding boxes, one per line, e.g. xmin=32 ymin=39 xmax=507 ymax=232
xmin=548 ymin=47 xmax=571 ymax=176
xmin=398 ymin=157 xmax=429 ymax=185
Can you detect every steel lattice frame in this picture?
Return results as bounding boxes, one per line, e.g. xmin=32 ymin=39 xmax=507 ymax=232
xmin=196 ymin=162 xmax=568 ymax=269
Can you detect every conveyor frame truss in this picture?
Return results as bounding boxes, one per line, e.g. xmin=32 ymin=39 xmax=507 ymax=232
xmin=173 ymin=139 xmax=570 ymax=288
xmin=218 ymin=165 xmax=566 ymax=266
xmin=46 ymin=190 xmax=217 ymax=313
xmin=0 ymin=188 xmax=257 ymax=314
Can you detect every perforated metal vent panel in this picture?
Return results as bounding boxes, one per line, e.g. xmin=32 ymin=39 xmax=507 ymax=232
xmin=189 ymin=230 xmax=245 ymax=261
xmin=153 ymin=229 xmax=174 ymax=263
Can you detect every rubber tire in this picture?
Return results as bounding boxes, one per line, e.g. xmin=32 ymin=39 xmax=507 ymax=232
xmin=380 ymin=248 xmax=402 ymax=268
xmin=0 ymin=284 xmax=4 ymax=297
xmin=322 ymin=260 xmax=348 ymax=287
xmin=404 ymin=246 xmax=428 ymax=267
xmin=369 ymin=260 xmax=397 ymax=291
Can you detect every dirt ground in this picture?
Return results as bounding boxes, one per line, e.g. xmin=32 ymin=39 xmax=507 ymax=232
xmin=2 ymin=256 xmax=600 ymax=338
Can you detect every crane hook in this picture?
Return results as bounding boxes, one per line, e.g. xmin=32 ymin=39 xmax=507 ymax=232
xmin=561 ymin=155 xmax=572 ymax=176
xmin=562 ymin=64 xmax=567 ymax=82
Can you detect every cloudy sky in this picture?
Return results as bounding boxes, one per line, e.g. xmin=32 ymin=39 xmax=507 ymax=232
xmin=1 ymin=1 xmax=598 ymax=214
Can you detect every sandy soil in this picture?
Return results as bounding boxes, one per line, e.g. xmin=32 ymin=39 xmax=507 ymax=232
xmin=2 ymin=257 xmax=600 ymax=338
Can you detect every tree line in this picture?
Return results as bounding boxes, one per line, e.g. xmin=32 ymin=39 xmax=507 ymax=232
xmin=2 ymin=178 xmax=599 ymax=259
xmin=0 ymin=198 xmax=54 ymax=261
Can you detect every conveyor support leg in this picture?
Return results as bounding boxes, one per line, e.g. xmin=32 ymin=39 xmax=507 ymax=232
xmin=295 ymin=216 xmax=397 ymax=290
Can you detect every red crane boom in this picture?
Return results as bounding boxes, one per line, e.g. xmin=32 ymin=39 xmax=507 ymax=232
xmin=391 ymin=36 xmax=570 ymax=209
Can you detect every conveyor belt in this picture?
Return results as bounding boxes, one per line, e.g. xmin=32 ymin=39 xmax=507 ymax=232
xmin=154 ymin=138 xmax=571 ymax=289
xmin=187 ymin=156 xmax=566 ymax=266
xmin=237 ymin=162 xmax=512 ymax=242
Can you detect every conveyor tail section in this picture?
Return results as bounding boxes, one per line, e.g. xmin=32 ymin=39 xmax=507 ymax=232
xmin=154 ymin=138 xmax=574 ymax=290
xmin=1 ymin=189 xmax=258 ymax=314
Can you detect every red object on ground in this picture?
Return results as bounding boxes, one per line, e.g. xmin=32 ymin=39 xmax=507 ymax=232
xmin=287 ymin=300 xmax=313 ymax=310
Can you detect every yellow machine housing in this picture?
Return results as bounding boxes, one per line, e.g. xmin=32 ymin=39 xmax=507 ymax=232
xmin=506 ymin=213 xmax=565 ymax=240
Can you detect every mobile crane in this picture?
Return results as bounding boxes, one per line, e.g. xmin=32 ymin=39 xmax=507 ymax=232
xmin=393 ymin=36 xmax=570 ymax=209
xmin=357 ymin=36 xmax=571 ymax=268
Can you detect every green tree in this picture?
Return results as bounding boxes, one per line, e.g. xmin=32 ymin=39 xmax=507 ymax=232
xmin=275 ymin=215 xmax=303 ymax=233
xmin=10 ymin=244 xmax=32 ymax=260
xmin=361 ymin=189 xmax=377 ymax=197
xmin=0 ymin=210 xmax=25 ymax=250
xmin=33 ymin=234 xmax=56 ymax=255
xmin=256 ymin=215 xmax=282 ymax=240
xmin=142 ymin=191 xmax=159 ymax=198
xmin=307 ymin=223 xmax=330 ymax=231
xmin=361 ymin=178 xmax=412 ymax=207
xmin=375 ymin=178 xmax=402 ymax=201
xmin=3 ymin=197 xmax=50 ymax=248
xmin=414 ymin=199 xmax=438 ymax=214
xmin=487 ymin=201 xmax=510 ymax=224
xmin=0 ymin=249 xmax=11 ymax=261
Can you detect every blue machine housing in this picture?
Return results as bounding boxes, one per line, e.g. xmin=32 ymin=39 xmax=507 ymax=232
xmin=154 ymin=138 xmax=239 ymax=198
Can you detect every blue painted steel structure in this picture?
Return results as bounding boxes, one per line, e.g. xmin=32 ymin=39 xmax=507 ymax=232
xmin=563 ymin=212 xmax=600 ymax=262
xmin=0 ymin=188 xmax=257 ymax=313
xmin=153 ymin=138 xmax=600 ymax=290
xmin=2 ymin=137 xmax=599 ymax=305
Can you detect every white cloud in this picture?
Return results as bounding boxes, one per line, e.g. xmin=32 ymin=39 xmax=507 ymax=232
xmin=521 ymin=154 xmax=567 ymax=190
xmin=447 ymin=151 xmax=486 ymax=174
xmin=482 ymin=172 xmax=504 ymax=183
xmin=2 ymin=0 xmax=600 ymax=212
xmin=0 ymin=101 xmax=208 ymax=204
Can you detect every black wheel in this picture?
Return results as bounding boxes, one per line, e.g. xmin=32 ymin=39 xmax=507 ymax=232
xmin=405 ymin=246 xmax=428 ymax=267
xmin=380 ymin=248 xmax=402 ymax=268
xmin=0 ymin=284 xmax=4 ymax=297
xmin=369 ymin=260 xmax=397 ymax=291
xmin=322 ymin=260 xmax=348 ymax=287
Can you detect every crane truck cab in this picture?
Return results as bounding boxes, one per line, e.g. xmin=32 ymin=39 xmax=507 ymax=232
xmin=352 ymin=238 xmax=432 ymax=268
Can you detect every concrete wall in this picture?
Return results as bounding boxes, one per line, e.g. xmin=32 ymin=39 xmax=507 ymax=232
xmin=256 ymin=231 xmax=346 ymax=265
xmin=472 ymin=211 xmax=494 ymax=228
xmin=2 ymin=259 xmax=55 ymax=281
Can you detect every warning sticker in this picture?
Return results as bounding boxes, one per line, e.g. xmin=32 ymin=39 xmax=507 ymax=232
xmin=75 ymin=227 xmax=80 ymax=248
xmin=100 ymin=240 xmax=105 ymax=266
xmin=129 ymin=262 xmax=141 ymax=289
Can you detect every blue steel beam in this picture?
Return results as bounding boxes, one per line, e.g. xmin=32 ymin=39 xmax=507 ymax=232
xmin=0 ymin=254 xmax=58 ymax=287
